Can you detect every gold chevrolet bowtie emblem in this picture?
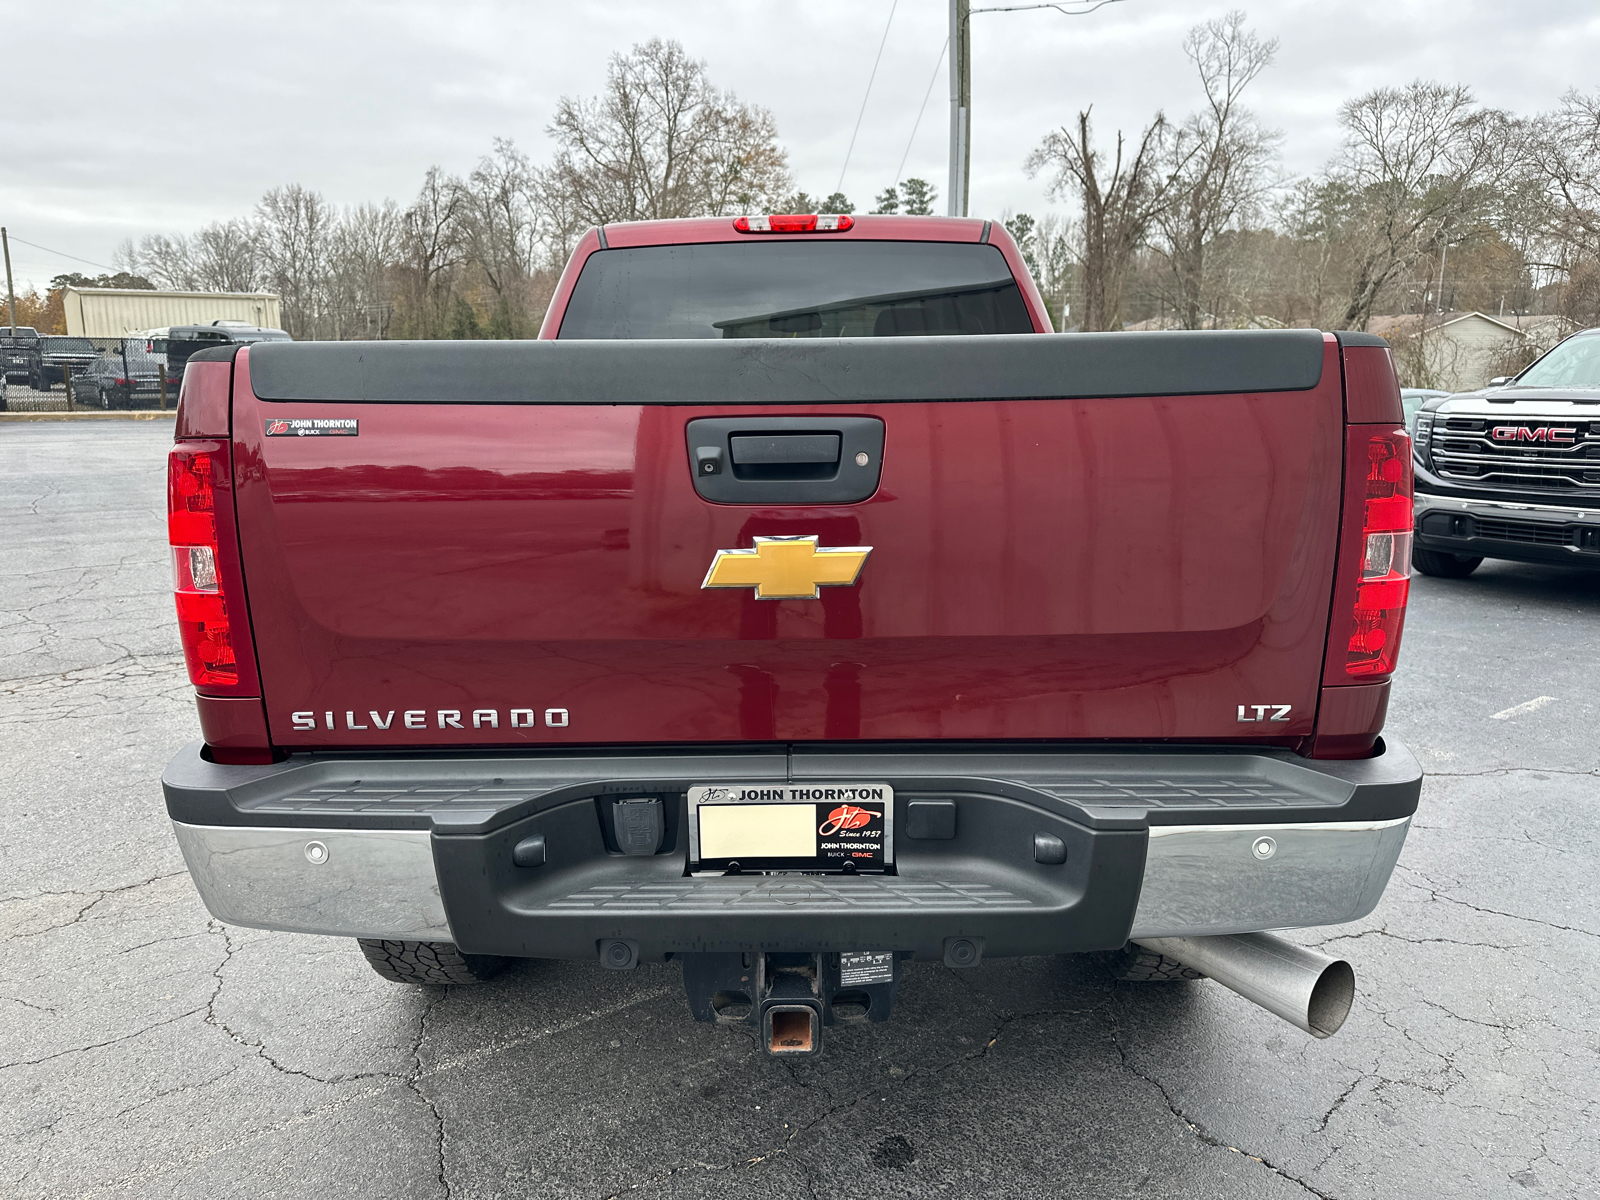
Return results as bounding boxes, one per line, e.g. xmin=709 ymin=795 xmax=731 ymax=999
xmin=701 ymin=536 xmax=872 ymax=600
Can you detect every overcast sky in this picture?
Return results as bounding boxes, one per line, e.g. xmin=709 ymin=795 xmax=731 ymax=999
xmin=3 ymin=0 xmax=1597 ymax=291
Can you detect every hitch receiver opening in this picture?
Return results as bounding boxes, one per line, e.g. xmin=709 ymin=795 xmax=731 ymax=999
xmin=765 ymin=1005 xmax=820 ymax=1055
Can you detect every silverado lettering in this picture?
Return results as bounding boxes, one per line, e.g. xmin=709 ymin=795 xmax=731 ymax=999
xmin=288 ymin=707 xmax=570 ymax=731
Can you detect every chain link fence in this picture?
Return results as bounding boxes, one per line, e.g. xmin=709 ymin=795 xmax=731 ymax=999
xmin=1 ymin=333 xmax=182 ymax=413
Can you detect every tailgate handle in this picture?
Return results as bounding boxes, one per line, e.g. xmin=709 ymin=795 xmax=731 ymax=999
xmin=730 ymin=433 xmax=840 ymax=466
xmin=687 ymin=416 xmax=884 ymax=505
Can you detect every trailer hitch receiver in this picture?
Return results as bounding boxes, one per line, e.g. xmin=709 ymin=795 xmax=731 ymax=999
xmin=681 ymin=950 xmax=902 ymax=1057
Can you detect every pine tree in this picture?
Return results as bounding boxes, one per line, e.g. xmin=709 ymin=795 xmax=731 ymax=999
xmin=776 ymin=190 xmax=821 ymax=213
xmin=900 ymin=178 xmax=937 ymax=215
xmin=821 ymin=192 xmax=855 ymax=214
xmin=1005 ymin=213 xmax=1039 ymax=277
xmin=871 ymin=186 xmax=900 ymax=215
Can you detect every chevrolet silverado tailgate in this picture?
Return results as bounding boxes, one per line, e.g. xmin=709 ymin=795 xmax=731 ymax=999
xmin=230 ymin=332 xmax=1345 ymax=749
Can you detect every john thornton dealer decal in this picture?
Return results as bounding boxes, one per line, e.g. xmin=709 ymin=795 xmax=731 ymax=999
xmin=265 ymin=418 xmax=359 ymax=437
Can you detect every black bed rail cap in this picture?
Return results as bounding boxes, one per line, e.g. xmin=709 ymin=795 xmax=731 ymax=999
xmin=188 ymin=345 xmax=245 ymax=365
xmin=1332 ymin=331 xmax=1392 ymax=349
xmin=246 ymin=329 xmax=1329 ymax=405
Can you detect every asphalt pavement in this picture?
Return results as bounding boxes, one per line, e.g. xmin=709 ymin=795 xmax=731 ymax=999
xmin=2 ymin=422 xmax=1596 ymax=1199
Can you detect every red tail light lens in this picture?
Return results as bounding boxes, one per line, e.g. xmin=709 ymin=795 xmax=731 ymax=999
xmin=168 ymin=446 xmax=239 ymax=687
xmin=1344 ymin=431 xmax=1412 ymax=676
xmin=733 ymin=214 xmax=854 ymax=234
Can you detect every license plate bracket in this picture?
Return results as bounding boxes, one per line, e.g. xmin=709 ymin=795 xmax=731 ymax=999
xmin=687 ymin=784 xmax=895 ymax=872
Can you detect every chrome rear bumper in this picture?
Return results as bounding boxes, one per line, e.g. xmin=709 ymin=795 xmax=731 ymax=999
xmin=1129 ymin=817 xmax=1410 ymax=938
xmin=170 ymin=812 xmax=1411 ymax=947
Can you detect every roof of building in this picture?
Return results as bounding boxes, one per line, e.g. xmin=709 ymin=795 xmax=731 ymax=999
xmin=1366 ymin=310 xmax=1533 ymax=340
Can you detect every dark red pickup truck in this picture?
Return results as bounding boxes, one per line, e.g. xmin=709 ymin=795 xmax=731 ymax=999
xmin=163 ymin=214 xmax=1420 ymax=1053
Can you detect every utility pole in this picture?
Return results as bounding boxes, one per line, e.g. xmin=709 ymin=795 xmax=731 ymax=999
xmin=2 ymin=228 xmax=16 ymax=333
xmin=1436 ymin=240 xmax=1452 ymax=315
xmin=948 ymin=2 xmax=1131 ymax=220
xmin=947 ymin=0 xmax=971 ymax=217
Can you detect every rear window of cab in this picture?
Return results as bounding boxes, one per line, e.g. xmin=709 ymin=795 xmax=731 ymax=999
xmin=557 ymin=241 xmax=1034 ymax=339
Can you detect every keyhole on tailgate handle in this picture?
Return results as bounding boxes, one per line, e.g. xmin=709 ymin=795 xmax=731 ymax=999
xmin=854 ymin=452 xmax=870 ymax=467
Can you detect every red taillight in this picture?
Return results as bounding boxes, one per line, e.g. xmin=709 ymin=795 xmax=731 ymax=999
xmin=733 ymin=214 xmax=854 ymax=234
xmin=168 ymin=445 xmax=240 ymax=688
xmin=1342 ymin=430 xmax=1413 ymax=677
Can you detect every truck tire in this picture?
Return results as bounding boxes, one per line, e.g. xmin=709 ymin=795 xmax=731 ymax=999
xmin=357 ymin=938 xmax=507 ymax=986
xmin=1412 ymin=547 xmax=1482 ymax=578
xmin=1099 ymin=943 xmax=1204 ymax=982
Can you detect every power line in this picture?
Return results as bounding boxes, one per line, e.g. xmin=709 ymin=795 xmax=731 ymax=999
xmin=969 ymin=0 xmax=1130 ymax=15
xmin=5 ymin=235 xmax=119 ymax=273
xmin=896 ymin=37 xmax=948 ymax=188
xmin=836 ymin=0 xmax=899 ymax=199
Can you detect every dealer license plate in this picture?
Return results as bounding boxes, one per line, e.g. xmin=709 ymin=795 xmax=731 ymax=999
xmin=688 ymin=783 xmax=894 ymax=872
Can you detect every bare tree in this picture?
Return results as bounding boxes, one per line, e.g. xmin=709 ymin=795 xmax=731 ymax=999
xmin=121 ymin=234 xmax=195 ymax=290
xmin=256 ymin=185 xmax=336 ymax=338
xmin=1002 ymin=210 xmax=1075 ymax=330
xmin=704 ymin=105 xmax=793 ymax=215
xmin=1534 ymin=89 xmax=1600 ymax=251
xmin=460 ymin=140 xmax=545 ymax=336
xmin=543 ymin=39 xmax=790 ymax=225
xmin=1027 ymin=108 xmax=1177 ymax=330
xmin=1324 ymin=81 xmax=1503 ymax=329
xmin=1152 ymin=11 xmax=1281 ymax=328
xmin=394 ymin=167 xmax=467 ymax=338
xmin=123 ymin=218 xmax=263 ymax=295
xmin=191 ymin=220 xmax=262 ymax=293
xmin=327 ymin=201 xmax=402 ymax=339
xmin=1521 ymin=89 xmax=1600 ymax=324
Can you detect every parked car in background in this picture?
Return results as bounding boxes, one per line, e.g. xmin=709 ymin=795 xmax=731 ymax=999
xmin=27 ymin=336 xmax=101 ymax=390
xmin=1413 ymin=326 xmax=1600 ymax=577
xmin=2 ymin=325 xmax=40 ymax=384
xmin=164 ymin=322 xmax=291 ymax=386
xmin=1400 ymin=388 xmax=1450 ymax=430
xmin=70 ymin=344 xmax=168 ymax=409
xmin=130 ymin=328 xmax=171 ymax=357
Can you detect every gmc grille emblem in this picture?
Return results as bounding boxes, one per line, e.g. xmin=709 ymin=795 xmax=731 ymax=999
xmin=1491 ymin=425 xmax=1575 ymax=444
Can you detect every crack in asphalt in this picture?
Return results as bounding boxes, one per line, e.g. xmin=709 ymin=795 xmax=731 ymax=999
xmin=111 ymin=1063 xmax=245 ymax=1121
xmin=1418 ymin=997 xmax=1516 ymax=1034
xmin=1400 ymin=875 xmax=1600 ymax=942
xmin=0 ymin=871 xmax=186 ymax=942
xmin=1423 ymin=766 xmax=1600 ymax=778
xmin=1108 ymin=1016 xmax=1339 ymax=1200
xmin=1308 ymin=925 xmax=1525 ymax=953
xmin=1315 ymin=1075 xmax=1363 ymax=1135
xmin=199 ymin=921 xmax=404 ymax=1089
xmin=1368 ymin=1009 xmax=1468 ymax=1097
xmin=405 ymin=990 xmax=453 ymax=1200
xmin=116 ymin=930 xmax=209 ymax=956
xmin=0 ymin=992 xmax=60 ymax=1015
xmin=0 ymin=1005 xmax=206 ymax=1072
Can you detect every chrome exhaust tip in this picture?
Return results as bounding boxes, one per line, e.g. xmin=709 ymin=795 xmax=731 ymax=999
xmin=1135 ymin=932 xmax=1356 ymax=1039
